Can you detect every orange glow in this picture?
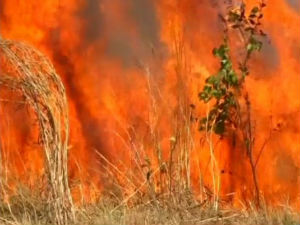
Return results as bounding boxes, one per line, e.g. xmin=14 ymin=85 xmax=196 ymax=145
xmin=0 ymin=0 xmax=299 ymax=208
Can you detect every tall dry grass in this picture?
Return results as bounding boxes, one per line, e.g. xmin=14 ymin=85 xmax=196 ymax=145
xmin=0 ymin=38 xmax=74 ymax=225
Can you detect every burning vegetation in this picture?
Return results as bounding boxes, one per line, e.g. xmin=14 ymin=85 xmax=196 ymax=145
xmin=0 ymin=0 xmax=299 ymax=224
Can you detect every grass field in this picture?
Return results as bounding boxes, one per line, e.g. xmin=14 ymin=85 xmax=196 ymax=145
xmin=0 ymin=186 xmax=298 ymax=225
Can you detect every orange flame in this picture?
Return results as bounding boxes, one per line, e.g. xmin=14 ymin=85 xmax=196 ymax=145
xmin=0 ymin=0 xmax=299 ymax=207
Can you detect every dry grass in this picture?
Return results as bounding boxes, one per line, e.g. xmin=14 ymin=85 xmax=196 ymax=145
xmin=75 ymin=202 xmax=299 ymax=225
xmin=0 ymin=190 xmax=298 ymax=225
xmin=0 ymin=38 xmax=74 ymax=225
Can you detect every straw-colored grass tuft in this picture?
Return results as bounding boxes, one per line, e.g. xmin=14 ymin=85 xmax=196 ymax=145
xmin=0 ymin=38 xmax=74 ymax=225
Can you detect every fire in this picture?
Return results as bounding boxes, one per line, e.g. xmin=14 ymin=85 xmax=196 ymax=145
xmin=0 ymin=0 xmax=299 ymax=208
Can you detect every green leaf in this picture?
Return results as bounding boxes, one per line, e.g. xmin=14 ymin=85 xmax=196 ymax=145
xmin=199 ymin=88 xmax=212 ymax=103
xmin=214 ymin=121 xmax=225 ymax=135
xmin=247 ymin=37 xmax=262 ymax=53
xmin=206 ymin=76 xmax=220 ymax=86
xmin=212 ymin=89 xmax=222 ymax=99
xmin=222 ymin=59 xmax=232 ymax=70
xmin=228 ymin=71 xmax=238 ymax=86
xmin=251 ymin=6 xmax=259 ymax=14
xmin=226 ymin=94 xmax=236 ymax=106
xmin=213 ymin=44 xmax=229 ymax=58
xmin=203 ymin=85 xmax=212 ymax=93
xmin=228 ymin=11 xmax=240 ymax=22
xmin=220 ymin=87 xmax=227 ymax=95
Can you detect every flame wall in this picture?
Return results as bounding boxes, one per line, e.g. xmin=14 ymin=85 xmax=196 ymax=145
xmin=0 ymin=0 xmax=299 ymax=207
